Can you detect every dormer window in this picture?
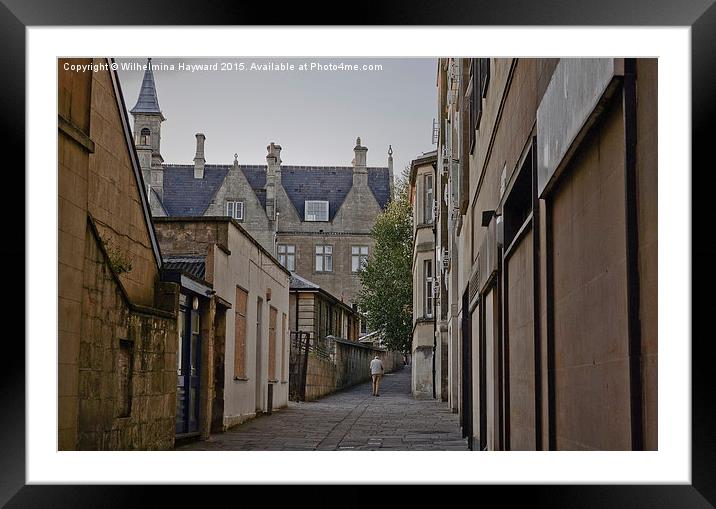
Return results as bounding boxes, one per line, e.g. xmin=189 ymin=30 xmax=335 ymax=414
xmin=226 ymin=201 xmax=244 ymax=221
xmin=139 ymin=127 xmax=150 ymax=146
xmin=304 ymin=200 xmax=329 ymax=222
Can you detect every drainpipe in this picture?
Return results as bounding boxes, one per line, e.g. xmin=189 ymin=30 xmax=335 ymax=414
xmin=623 ymin=58 xmax=644 ymax=450
xmin=432 ymin=160 xmax=438 ymax=400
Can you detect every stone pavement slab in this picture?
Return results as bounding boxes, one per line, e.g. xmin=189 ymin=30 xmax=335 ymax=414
xmin=176 ymin=366 xmax=468 ymax=451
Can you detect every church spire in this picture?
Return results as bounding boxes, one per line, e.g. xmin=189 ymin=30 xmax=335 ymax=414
xmin=130 ymin=58 xmax=165 ymax=120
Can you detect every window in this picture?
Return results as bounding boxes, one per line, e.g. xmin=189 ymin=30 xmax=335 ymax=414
xmin=315 ymin=245 xmax=333 ymax=272
xmin=234 ymin=287 xmax=248 ymax=379
xmin=226 ymin=201 xmax=244 ymax=221
xmin=423 ymin=173 xmax=434 ymax=223
xmin=445 ymin=118 xmax=460 ymax=212
xmin=277 ymin=244 xmax=296 ymax=271
xmin=351 ymin=246 xmax=369 ymax=273
xmin=504 ymin=145 xmax=534 ymax=250
xmin=305 ymin=200 xmax=329 ymax=221
xmin=139 ymin=127 xmax=150 ymax=146
xmin=468 ymin=59 xmax=483 ymax=153
xmin=424 ymin=260 xmax=434 ymax=318
xmin=479 ymin=58 xmax=491 ymax=98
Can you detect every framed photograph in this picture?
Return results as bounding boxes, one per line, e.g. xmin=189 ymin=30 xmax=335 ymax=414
xmin=4 ymin=0 xmax=712 ymax=504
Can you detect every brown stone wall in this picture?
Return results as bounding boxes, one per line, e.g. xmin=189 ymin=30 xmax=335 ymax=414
xmin=153 ymin=219 xmax=228 ymax=272
xmin=636 ymin=59 xmax=658 ymax=451
xmin=58 ymin=58 xmax=93 ymax=450
xmin=304 ymin=355 xmax=338 ymax=401
xmin=59 ymin=59 xmax=178 ymax=450
xmin=290 ymin=339 xmax=403 ymax=402
xmin=77 ymin=224 xmax=177 ymax=450
xmin=506 ymin=228 xmax=536 ymax=450
xmin=550 ymin=95 xmax=631 ymax=450
xmin=86 ymin=59 xmax=160 ymax=308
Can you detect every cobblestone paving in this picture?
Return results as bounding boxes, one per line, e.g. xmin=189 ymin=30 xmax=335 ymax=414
xmin=176 ymin=366 xmax=468 ymax=451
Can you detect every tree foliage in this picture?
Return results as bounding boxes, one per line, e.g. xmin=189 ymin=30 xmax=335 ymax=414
xmin=356 ymin=168 xmax=413 ymax=353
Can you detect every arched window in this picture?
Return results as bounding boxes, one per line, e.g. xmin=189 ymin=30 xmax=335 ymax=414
xmin=139 ymin=128 xmax=150 ymax=146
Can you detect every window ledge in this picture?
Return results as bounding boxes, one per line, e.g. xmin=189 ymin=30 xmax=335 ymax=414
xmin=268 ymin=379 xmax=279 ymax=384
xmin=233 ymin=376 xmax=249 ymax=382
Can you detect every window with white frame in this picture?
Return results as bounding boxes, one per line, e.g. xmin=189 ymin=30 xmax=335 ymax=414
xmin=226 ymin=201 xmax=244 ymax=221
xmin=351 ymin=246 xmax=369 ymax=273
xmin=305 ymin=200 xmax=329 ymax=221
xmin=424 ymin=173 xmax=434 ymax=223
xmin=424 ymin=259 xmax=433 ymax=318
xmin=277 ymin=244 xmax=296 ymax=271
xmin=315 ymin=245 xmax=333 ymax=272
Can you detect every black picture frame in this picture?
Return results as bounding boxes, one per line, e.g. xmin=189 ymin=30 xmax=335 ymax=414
xmin=3 ymin=0 xmax=712 ymax=505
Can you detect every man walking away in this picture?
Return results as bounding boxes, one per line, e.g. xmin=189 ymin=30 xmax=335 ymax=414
xmin=370 ymin=355 xmax=384 ymax=396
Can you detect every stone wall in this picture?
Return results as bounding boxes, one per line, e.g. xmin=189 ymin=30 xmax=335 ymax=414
xmin=291 ymin=337 xmax=404 ymax=402
xmin=59 ymin=59 xmax=180 ymax=450
xmin=304 ymin=355 xmax=337 ymax=401
xmin=78 ymin=222 xmax=178 ymax=450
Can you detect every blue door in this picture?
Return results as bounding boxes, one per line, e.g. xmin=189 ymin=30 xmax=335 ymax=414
xmin=176 ymin=299 xmax=201 ymax=435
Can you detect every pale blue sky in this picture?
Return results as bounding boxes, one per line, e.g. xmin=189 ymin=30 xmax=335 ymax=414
xmin=117 ymin=58 xmax=438 ymax=180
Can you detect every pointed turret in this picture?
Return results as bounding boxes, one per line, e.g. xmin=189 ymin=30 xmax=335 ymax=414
xmin=131 ymin=58 xmax=166 ymax=203
xmin=130 ymin=58 xmax=165 ymax=120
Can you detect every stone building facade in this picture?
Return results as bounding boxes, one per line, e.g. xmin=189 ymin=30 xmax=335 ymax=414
xmin=289 ymin=272 xmax=361 ymax=344
xmin=424 ymin=58 xmax=657 ymax=451
xmin=128 ymin=60 xmax=394 ymax=309
xmin=154 ymin=217 xmax=292 ymax=431
xmin=408 ymin=151 xmax=438 ymax=399
xmin=58 ymin=58 xmax=180 ymax=450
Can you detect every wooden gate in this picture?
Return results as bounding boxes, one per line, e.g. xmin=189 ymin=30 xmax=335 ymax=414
xmin=289 ymin=331 xmax=311 ymax=402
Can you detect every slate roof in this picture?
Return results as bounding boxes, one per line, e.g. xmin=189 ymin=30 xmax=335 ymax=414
xmin=130 ymin=60 xmax=163 ymax=115
xmin=163 ymin=256 xmax=206 ymax=280
xmin=162 ymin=165 xmax=231 ymax=216
xmin=289 ymin=272 xmax=320 ymax=290
xmin=281 ymin=166 xmax=354 ymax=221
xmin=157 ymin=163 xmax=391 ymax=220
xmin=367 ymin=167 xmax=391 ymax=211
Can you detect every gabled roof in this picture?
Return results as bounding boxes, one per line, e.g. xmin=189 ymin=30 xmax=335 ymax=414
xmin=130 ymin=59 xmax=164 ymax=117
xmin=156 ymin=163 xmax=391 ymax=221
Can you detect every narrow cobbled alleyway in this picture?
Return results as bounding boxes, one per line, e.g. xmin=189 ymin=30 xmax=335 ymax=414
xmin=176 ymin=366 xmax=468 ymax=451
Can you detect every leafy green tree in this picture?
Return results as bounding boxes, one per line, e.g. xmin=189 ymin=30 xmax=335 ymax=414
xmin=356 ymin=167 xmax=413 ymax=353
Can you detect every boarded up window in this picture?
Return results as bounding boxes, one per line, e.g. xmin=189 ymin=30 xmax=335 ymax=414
xmin=116 ymin=339 xmax=133 ymax=417
xmin=281 ymin=313 xmax=287 ymax=382
xmin=234 ymin=287 xmax=248 ymax=378
xmin=268 ymin=306 xmax=278 ymax=381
